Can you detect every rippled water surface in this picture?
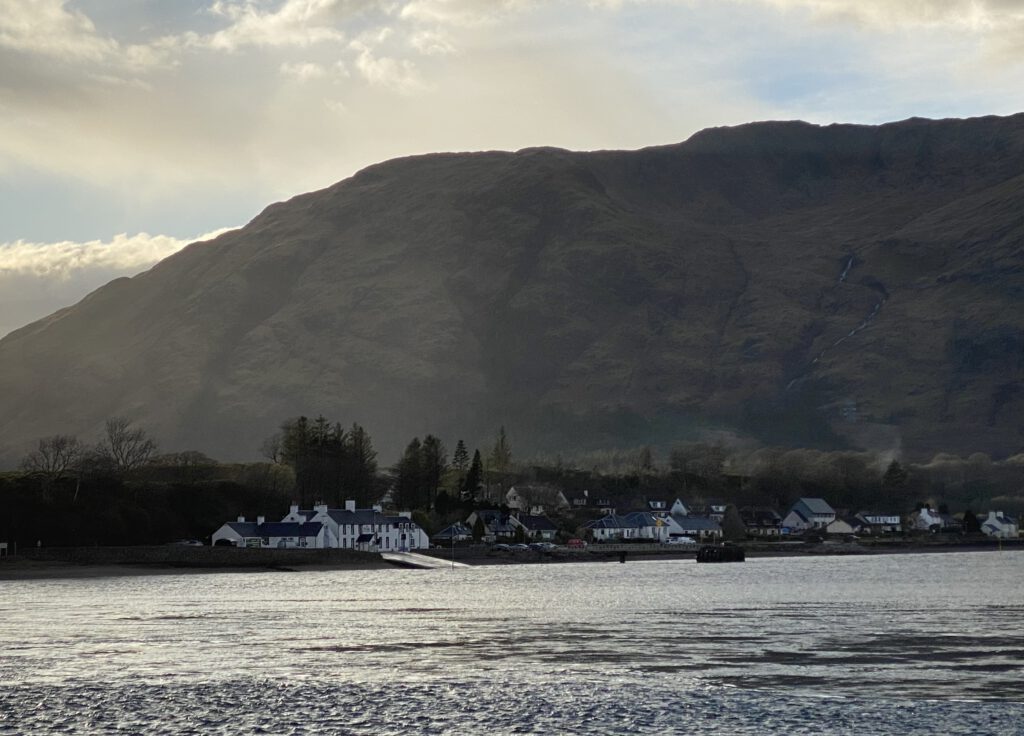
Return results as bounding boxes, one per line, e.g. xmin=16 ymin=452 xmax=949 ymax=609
xmin=2 ymin=552 xmax=1022 ymax=734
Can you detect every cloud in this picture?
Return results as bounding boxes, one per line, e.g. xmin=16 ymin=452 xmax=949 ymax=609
xmin=0 ymin=228 xmax=233 ymax=278
xmin=0 ymin=0 xmax=174 ymax=68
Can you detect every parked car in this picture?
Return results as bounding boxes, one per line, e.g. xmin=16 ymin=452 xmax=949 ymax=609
xmin=509 ymin=543 xmax=531 ymax=551
xmin=566 ymin=538 xmax=588 ymax=549
xmin=492 ymin=543 xmax=511 ymax=552
xmin=171 ymin=539 xmax=204 ymax=546
xmin=666 ymin=536 xmax=696 ymax=545
xmin=529 ymin=542 xmax=556 ymax=551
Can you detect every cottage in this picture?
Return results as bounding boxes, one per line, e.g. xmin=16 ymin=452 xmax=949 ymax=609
xmin=584 ymin=514 xmax=658 ymax=542
xmin=825 ymin=516 xmax=860 ymax=536
xmin=740 ymin=507 xmax=782 ymax=538
xmin=467 ymin=510 xmax=518 ymax=542
xmin=433 ymin=522 xmax=473 ymax=545
xmin=856 ymin=511 xmax=903 ymax=535
xmin=782 ymin=498 xmax=836 ymax=531
xmin=212 ymin=516 xmax=327 ymax=548
xmin=666 ymin=514 xmax=722 ymax=542
xmin=506 ymin=485 xmax=570 ymax=514
xmin=981 ymin=511 xmax=1019 ymax=539
xmin=512 ymin=514 xmax=560 ymax=541
xmin=913 ymin=507 xmax=945 ymax=532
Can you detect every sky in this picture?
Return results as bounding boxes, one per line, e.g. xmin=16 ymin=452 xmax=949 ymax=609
xmin=2 ymin=0 xmax=1024 ymax=337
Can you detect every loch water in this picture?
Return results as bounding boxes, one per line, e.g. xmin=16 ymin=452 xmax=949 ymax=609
xmin=1 ymin=551 xmax=1022 ymax=734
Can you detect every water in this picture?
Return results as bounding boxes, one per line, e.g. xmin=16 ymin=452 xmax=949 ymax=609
xmin=1 ymin=552 xmax=1022 ymax=734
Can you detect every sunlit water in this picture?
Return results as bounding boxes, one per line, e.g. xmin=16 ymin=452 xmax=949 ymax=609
xmin=1 ymin=552 xmax=1022 ymax=734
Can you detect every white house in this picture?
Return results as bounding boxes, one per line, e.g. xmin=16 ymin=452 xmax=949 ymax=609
xmin=466 ymin=510 xmax=518 ymax=542
xmin=782 ymin=498 xmax=837 ymax=531
xmin=981 ymin=511 xmax=1019 ymax=539
xmin=301 ymin=501 xmax=428 ymax=551
xmin=665 ymin=514 xmax=722 ymax=542
xmin=212 ymin=516 xmax=328 ymax=548
xmin=512 ymin=514 xmax=560 ymax=541
xmin=913 ymin=507 xmax=945 ymax=532
xmin=585 ymin=513 xmax=665 ymax=542
xmin=648 ymin=498 xmax=689 ymax=516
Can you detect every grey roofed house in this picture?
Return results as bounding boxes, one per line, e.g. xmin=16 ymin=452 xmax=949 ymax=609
xmin=433 ymin=522 xmax=472 ymax=540
xmin=515 ymin=514 xmax=559 ymax=532
xmin=796 ymin=497 xmax=835 ymax=515
xmin=585 ymin=514 xmax=640 ymax=530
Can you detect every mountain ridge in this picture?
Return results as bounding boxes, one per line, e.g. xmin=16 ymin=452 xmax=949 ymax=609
xmin=2 ymin=113 xmax=1023 ymax=465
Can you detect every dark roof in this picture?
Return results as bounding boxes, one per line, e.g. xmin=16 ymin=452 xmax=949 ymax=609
xmin=434 ymin=523 xmax=471 ymax=538
xmin=669 ymin=514 xmax=722 ymax=532
xmin=226 ymin=521 xmax=322 ymax=537
xmin=355 ymin=533 xmax=375 ymax=543
xmin=517 ymin=514 xmax=558 ymax=531
xmin=585 ymin=515 xmax=640 ymax=530
xmin=796 ymin=498 xmax=835 ymax=515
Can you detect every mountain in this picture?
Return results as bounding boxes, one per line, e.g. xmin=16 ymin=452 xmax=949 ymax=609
xmin=2 ymin=114 xmax=1023 ymax=466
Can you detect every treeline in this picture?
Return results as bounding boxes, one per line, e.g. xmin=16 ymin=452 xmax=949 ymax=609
xmin=4 ymin=415 xmax=1021 ymax=548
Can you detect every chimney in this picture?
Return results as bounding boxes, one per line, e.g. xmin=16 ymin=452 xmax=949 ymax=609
xmin=289 ymin=504 xmax=298 ymax=515
xmin=372 ymin=504 xmax=382 ymax=513
xmin=345 ymin=499 xmax=356 ymax=512
xmin=237 ymin=515 xmax=245 ymax=523
xmin=314 ymin=503 xmax=328 ymax=514
xmin=257 ymin=515 xmax=265 ymax=525
xmin=398 ymin=511 xmax=411 ymax=519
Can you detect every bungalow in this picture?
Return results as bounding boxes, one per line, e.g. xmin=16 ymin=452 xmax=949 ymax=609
xmin=856 ymin=511 xmax=903 ymax=535
xmin=512 ymin=514 xmax=560 ymax=542
xmin=467 ymin=510 xmax=518 ymax=542
xmin=433 ymin=522 xmax=473 ymax=545
xmin=782 ymin=498 xmax=836 ymax=532
xmin=212 ymin=516 xmax=327 ymax=548
xmin=981 ymin=511 xmax=1019 ymax=539
xmin=740 ymin=507 xmax=782 ymax=538
xmin=584 ymin=513 xmax=664 ymax=542
xmin=666 ymin=514 xmax=722 ymax=542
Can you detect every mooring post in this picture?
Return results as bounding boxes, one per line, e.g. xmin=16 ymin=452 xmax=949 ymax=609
xmin=619 ymin=551 xmax=627 ymax=564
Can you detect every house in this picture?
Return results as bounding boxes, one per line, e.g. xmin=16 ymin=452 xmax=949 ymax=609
xmin=825 ymin=516 xmax=859 ymax=536
xmin=212 ymin=516 xmax=327 ymax=548
xmin=290 ymin=500 xmax=429 ymax=551
xmin=506 ymin=485 xmax=570 ymax=514
xmin=584 ymin=513 xmax=664 ymax=542
xmin=512 ymin=514 xmax=560 ymax=541
xmin=782 ymin=498 xmax=836 ymax=531
xmin=666 ymin=514 xmax=722 ymax=542
xmin=647 ymin=497 xmax=689 ymax=516
xmin=466 ymin=510 xmax=518 ymax=542
xmin=912 ymin=507 xmax=945 ymax=532
xmin=856 ymin=511 xmax=903 ymax=535
xmin=981 ymin=511 xmax=1019 ymax=539
xmin=433 ymin=522 xmax=473 ymax=544
xmin=740 ymin=507 xmax=782 ymax=538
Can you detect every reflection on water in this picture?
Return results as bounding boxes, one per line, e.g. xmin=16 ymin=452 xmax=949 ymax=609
xmin=1 ymin=552 xmax=1022 ymax=734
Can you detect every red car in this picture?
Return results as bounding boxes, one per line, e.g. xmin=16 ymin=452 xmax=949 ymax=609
xmin=566 ymin=538 xmax=588 ymax=549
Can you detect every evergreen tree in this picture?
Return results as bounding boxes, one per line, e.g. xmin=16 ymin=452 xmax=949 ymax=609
xmin=452 ymin=440 xmax=470 ymax=483
xmin=721 ymin=504 xmax=747 ymax=542
xmin=963 ymin=509 xmax=981 ymax=534
xmin=472 ymin=515 xmax=486 ymax=542
xmin=395 ymin=437 xmax=424 ymax=509
xmin=421 ymin=434 xmax=448 ymax=510
xmin=342 ymin=423 xmax=378 ymax=506
xmin=462 ymin=449 xmax=483 ymax=503
xmin=882 ymin=459 xmax=910 ymax=507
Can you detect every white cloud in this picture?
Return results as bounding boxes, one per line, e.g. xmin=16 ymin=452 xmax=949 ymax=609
xmin=280 ymin=60 xmax=328 ymax=80
xmin=0 ymin=228 xmax=233 ymax=278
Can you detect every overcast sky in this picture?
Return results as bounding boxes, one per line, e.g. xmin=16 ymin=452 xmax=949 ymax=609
xmin=2 ymin=0 xmax=1023 ymax=336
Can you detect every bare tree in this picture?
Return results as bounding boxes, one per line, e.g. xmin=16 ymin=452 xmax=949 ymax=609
xmin=21 ymin=435 xmax=82 ymax=485
xmin=98 ymin=417 xmax=157 ymax=473
xmin=260 ymin=433 xmax=283 ymax=464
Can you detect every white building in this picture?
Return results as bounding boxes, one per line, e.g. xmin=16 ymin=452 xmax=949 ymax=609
xmin=981 ymin=511 xmax=1019 ymax=539
xmin=296 ymin=501 xmax=429 ymax=551
xmin=782 ymin=498 xmax=837 ymax=531
xmin=856 ymin=511 xmax=903 ymax=534
xmin=211 ymin=516 xmax=328 ymax=548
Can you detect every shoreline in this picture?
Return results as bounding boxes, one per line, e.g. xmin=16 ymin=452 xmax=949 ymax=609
xmin=1 ymin=539 xmax=1019 ymax=580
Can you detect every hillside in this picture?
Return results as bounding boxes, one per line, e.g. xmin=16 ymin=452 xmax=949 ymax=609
xmin=2 ymin=114 xmax=1023 ymax=464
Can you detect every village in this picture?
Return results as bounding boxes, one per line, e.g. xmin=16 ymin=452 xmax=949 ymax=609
xmin=209 ymin=485 xmax=1021 ymax=553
